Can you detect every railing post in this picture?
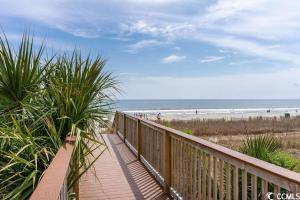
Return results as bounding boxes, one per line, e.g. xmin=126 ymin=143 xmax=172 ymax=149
xmin=163 ymin=131 xmax=171 ymax=193
xmin=123 ymin=114 xmax=126 ymax=142
xmin=115 ymin=112 xmax=119 ymax=133
xmin=137 ymin=119 xmax=142 ymax=160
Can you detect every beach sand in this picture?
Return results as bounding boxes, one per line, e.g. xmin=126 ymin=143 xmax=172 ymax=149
xmin=127 ymin=109 xmax=300 ymax=121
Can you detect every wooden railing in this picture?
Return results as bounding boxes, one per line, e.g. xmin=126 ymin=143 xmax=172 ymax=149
xmin=30 ymin=137 xmax=76 ymax=200
xmin=114 ymin=112 xmax=300 ymax=200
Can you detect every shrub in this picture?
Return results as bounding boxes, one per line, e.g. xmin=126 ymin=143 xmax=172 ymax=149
xmin=239 ymin=134 xmax=281 ymax=162
xmin=270 ymin=151 xmax=300 ymax=172
xmin=240 ymin=135 xmax=300 ymax=172
xmin=181 ymin=128 xmax=193 ymax=135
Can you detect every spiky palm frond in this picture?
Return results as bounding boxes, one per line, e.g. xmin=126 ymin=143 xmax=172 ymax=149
xmin=44 ymin=50 xmax=118 ymax=197
xmin=239 ymin=134 xmax=281 ymax=162
xmin=45 ymin=51 xmax=118 ymax=139
xmin=0 ymin=32 xmax=119 ymax=199
xmin=0 ymin=33 xmax=52 ymax=112
xmin=0 ymin=116 xmax=61 ymax=200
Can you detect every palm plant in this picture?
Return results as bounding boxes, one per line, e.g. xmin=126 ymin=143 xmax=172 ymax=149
xmin=239 ymin=134 xmax=281 ymax=162
xmin=0 ymin=34 xmax=52 ymax=114
xmin=44 ymin=51 xmax=118 ymax=195
xmin=0 ymin=32 xmax=118 ymax=199
xmin=45 ymin=51 xmax=118 ymax=138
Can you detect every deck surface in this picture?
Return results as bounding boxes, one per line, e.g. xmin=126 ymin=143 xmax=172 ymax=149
xmin=79 ymin=133 xmax=170 ymax=200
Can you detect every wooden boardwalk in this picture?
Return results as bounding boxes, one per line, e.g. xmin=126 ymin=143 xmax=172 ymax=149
xmin=79 ymin=133 xmax=171 ymax=200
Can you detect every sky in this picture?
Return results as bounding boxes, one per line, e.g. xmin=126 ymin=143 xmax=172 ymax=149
xmin=1 ymin=0 xmax=300 ymax=99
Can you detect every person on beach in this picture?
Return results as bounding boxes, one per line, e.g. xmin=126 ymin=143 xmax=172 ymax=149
xmin=157 ymin=113 xmax=161 ymax=121
xmin=196 ymin=109 xmax=198 ymax=115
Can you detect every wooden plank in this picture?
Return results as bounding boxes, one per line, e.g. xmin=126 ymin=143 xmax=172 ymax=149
xmin=193 ymin=147 xmax=198 ymax=200
xmin=163 ymin=131 xmax=171 ymax=193
xmin=242 ymin=169 xmax=247 ymax=200
xmin=198 ymin=150 xmax=202 ymax=200
xmin=179 ymin=141 xmax=183 ymax=198
xmin=226 ymin=163 xmax=231 ymax=200
xmin=251 ymin=174 xmax=257 ymax=200
xmin=174 ymin=138 xmax=179 ymax=192
xmin=208 ymin=154 xmax=212 ymax=200
xmin=261 ymin=179 xmax=268 ymax=200
xmin=219 ymin=160 xmax=224 ymax=200
xmin=233 ymin=166 xmax=238 ymax=200
xmin=213 ymin=157 xmax=218 ymax=200
xmin=30 ymin=138 xmax=75 ymax=200
xmin=274 ymin=184 xmax=279 ymax=198
xmin=123 ymin=114 xmax=127 ymax=142
xmin=202 ymin=152 xmax=207 ymax=200
xmin=137 ymin=119 xmax=142 ymax=160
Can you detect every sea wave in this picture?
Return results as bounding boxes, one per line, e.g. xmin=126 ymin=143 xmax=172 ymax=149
xmin=124 ymin=107 xmax=300 ymax=115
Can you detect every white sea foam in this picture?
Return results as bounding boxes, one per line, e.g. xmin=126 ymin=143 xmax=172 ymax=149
xmin=124 ymin=107 xmax=300 ymax=120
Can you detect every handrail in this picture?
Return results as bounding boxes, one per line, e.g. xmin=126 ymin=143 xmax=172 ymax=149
xmin=30 ymin=137 xmax=76 ymax=200
xmin=138 ymin=114 xmax=300 ymax=184
xmin=114 ymin=111 xmax=300 ymax=199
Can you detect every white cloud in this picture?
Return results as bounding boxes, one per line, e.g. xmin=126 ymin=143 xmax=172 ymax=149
xmin=119 ymin=0 xmax=300 ymax=66
xmin=194 ymin=34 xmax=299 ymax=65
xmin=3 ymin=32 xmax=75 ymax=51
xmin=123 ymin=0 xmax=189 ymax=5
xmin=2 ymin=0 xmax=300 ymax=68
xmin=161 ymin=54 xmax=186 ymax=64
xmin=204 ymin=0 xmax=267 ymax=22
xmin=200 ymin=56 xmax=224 ymax=63
xmin=127 ymin=39 xmax=164 ymax=53
xmin=173 ymin=46 xmax=181 ymax=51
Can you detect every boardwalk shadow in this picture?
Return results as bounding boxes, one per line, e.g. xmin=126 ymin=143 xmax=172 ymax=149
xmin=107 ymin=134 xmax=171 ymax=200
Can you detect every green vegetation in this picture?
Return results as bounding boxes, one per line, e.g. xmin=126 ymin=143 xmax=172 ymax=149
xmin=0 ymin=33 xmax=118 ymax=199
xmin=270 ymin=151 xmax=300 ymax=172
xmin=240 ymin=135 xmax=300 ymax=172
xmin=181 ymin=128 xmax=193 ymax=135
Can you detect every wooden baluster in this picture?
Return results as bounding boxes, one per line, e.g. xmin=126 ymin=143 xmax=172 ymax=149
xmin=233 ymin=166 xmax=238 ymax=200
xmin=137 ymin=120 xmax=142 ymax=160
xmin=202 ymin=152 xmax=207 ymax=200
xmin=115 ymin=112 xmax=119 ymax=133
xmin=187 ymin=145 xmax=191 ymax=199
xmin=193 ymin=147 xmax=198 ymax=200
xmin=226 ymin=163 xmax=231 ymax=200
xmin=189 ymin=146 xmax=193 ymax=199
xmin=123 ymin=114 xmax=126 ymax=142
xmin=242 ymin=169 xmax=247 ymax=200
xmin=171 ymin=137 xmax=176 ymax=192
xmin=183 ymin=142 xmax=187 ymax=199
xmin=163 ymin=131 xmax=171 ymax=193
xmin=261 ymin=179 xmax=268 ymax=200
xmin=219 ymin=160 xmax=224 ymax=200
xmin=251 ymin=174 xmax=257 ymax=200
xmin=208 ymin=154 xmax=212 ymax=200
xmin=274 ymin=184 xmax=279 ymax=200
xmin=173 ymin=138 xmax=177 ymax=192
xmin=213 ymin=157 xmax=218 ymax=200
xmin=177 ymin=138 xmax=181 ymax=194
xmin=198 ymin=150 xmax=202 ymax=200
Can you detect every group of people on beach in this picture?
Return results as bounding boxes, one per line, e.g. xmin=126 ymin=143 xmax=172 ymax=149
xmin=133 ymin=113 xmax=148 ymax=119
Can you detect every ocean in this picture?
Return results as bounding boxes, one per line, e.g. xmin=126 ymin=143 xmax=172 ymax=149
xmin=115 ymin=99 xmax=300 ymax=120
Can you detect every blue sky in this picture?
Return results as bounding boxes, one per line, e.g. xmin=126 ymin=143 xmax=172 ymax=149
xmin=1 ymin=0 xmax=300 ymax=99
